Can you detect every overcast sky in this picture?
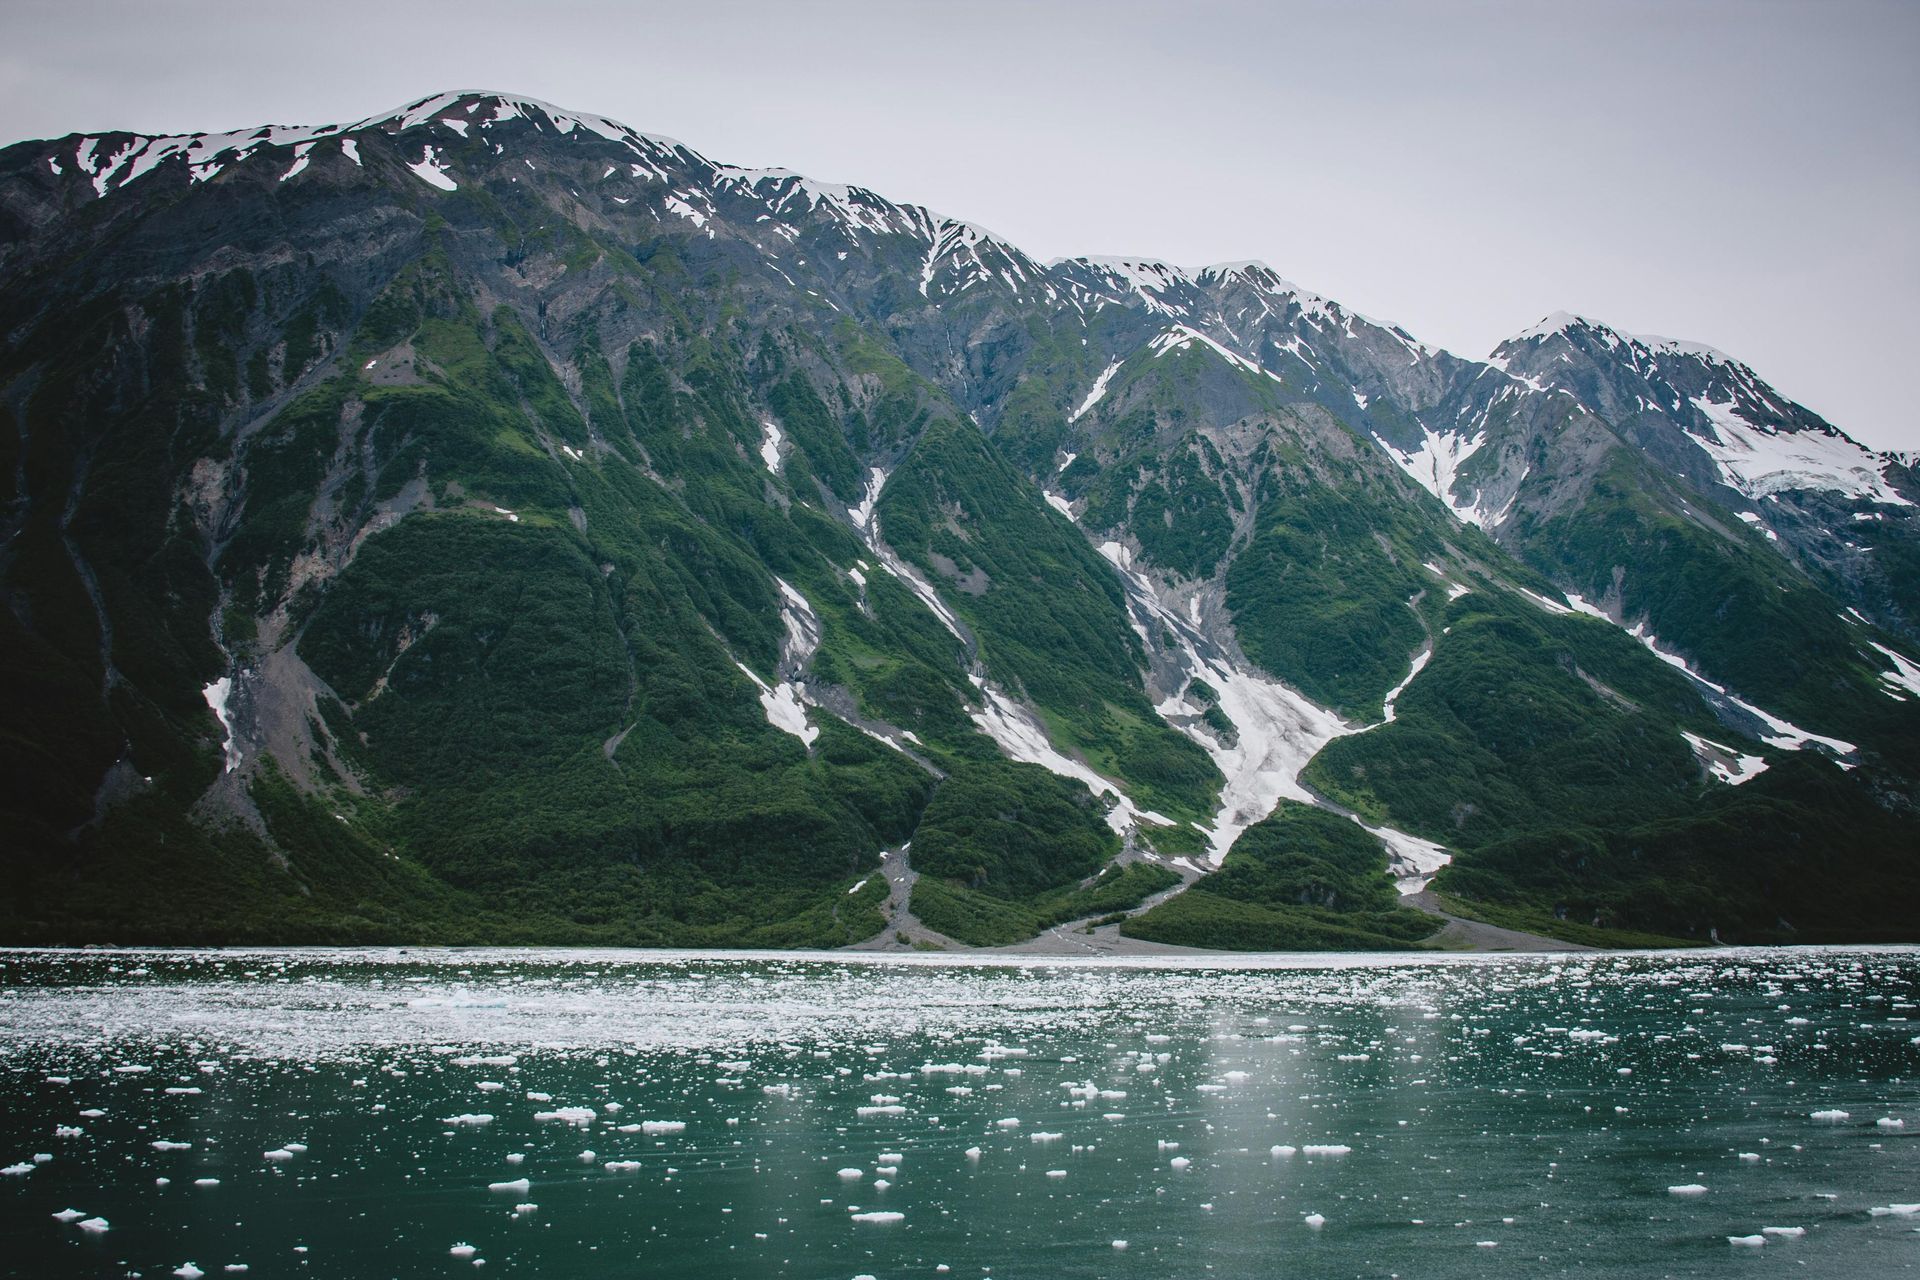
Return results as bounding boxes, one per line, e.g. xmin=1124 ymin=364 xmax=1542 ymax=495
xmin=5 ymin=0 xmax=1915 ymax=447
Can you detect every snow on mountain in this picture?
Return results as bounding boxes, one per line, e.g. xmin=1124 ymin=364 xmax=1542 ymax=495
xmin=1689 ymin=395 xmax=1910 ymax=507
xmin=1379 ymin=427 xmax=1499 ymax=526
xmin=1148 ymin=325 xmax=1282 ymax=382
xmin=42 ymin=91 xmax=692 ymax=201
xmin=1495 ymin=310 xmax=1909 ymax=510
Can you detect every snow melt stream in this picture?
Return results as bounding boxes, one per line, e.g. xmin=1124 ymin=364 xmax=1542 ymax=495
xmin=1097 ymin=542 xmax=1447 ymax=889
xmin=849 ymin=469 xmax=1166 ymax=834
xmin=202 ymin=677 xmax=241 ymax=773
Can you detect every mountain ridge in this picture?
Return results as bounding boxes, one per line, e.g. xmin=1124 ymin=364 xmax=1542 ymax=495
xmin=2 ymin=89 xmax=1915 ymax=951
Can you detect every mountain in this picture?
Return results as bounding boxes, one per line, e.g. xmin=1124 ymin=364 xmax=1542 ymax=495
xmin=2 ymin=91 xmax=1915 ymax=949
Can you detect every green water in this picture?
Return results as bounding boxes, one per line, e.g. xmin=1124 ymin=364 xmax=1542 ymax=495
xmin=2 ymin=947 xmax=1917 ymax=1278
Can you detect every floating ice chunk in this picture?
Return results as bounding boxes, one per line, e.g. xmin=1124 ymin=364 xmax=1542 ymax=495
xmin=475 ymin=1082 xmax=504 ymax=1092
xmin=837 ymin=1167 xmax=864 ymax=1179
xmin=1761 ymin=1226 xmax=1805 ymax=1238
xmin=1045 ymin=1169 xmax=1066 ymax=1178
xmin=513 ymin=1204 xmax=536 ymax=1215
xmin=1031 ymin=1132 xmax=1063 ymax=1143
xmin=534 ymin=1107 xmax=597 ymax=1125
xmin=1727 ymin=1235 xmax=1765 ymax=1247
xmin=1111 ymin=1240 xmax=1128 ymax=1250
xmin=1809 ymin=1110 xmax=1850 ymax=1122
xmin=444 ymin=1114 xmax=495 ymax=1126
xmin=1876 ymin=1117 xmax=1904 ymax=1130
xmin=526 ymin=1092 xmax=552 ymax=1103
xmin=994 ymin=1118 xmax=1020 ymax=1129
xmin=1271 ymin=1145 xmax=1297 ymax=1157
xmin=488 ymin=1178 xmax=530 ymax=1193
xmin=640 ymin=1120 xmax=686 ymax=1135
xmin=52 ymin=1209 xmax=86 ymax=1222
xmin=78 ymin=1217 xmax=110 ymax=1233
xmin=1169 ymin=1156 xmax=1191 ymax=1170
xmin=1303 ymin=1144 xmax=1351 ymax=1156
xmin=504 ymin=1153 xmax=525 ymax=1165
xmin=1668 ymin=1184 xmax=1709 ymax=1196
xmin=174 ymin=1265 xmax=205 ymax=1279
xmin=449 ymin=1244 xmax=477 ymax=1259
xmin=1868 ymin=1204 xmax=1919 ymax=1217
xmin=1304 ymin=1213 xmax=1326 ymax=1228
xmin=850 ymin=1210 xmax=904 ymax=1223
xmin=964 ymin=1147 xmax=981 ymax=1160
xmin=263 ymin=1149 xmax=294 ymax=1162
xmin=603 ymin=1160 xmax=641 ymax=1172
xmin=877 ymin=1152 xmax=903 ymax=1164
xmin=1737 ymin=1152 xmax=1760 ymax=1162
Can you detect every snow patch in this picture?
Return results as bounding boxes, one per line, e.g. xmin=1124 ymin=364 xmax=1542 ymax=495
xmin=1689 ymin=396 xmax=1908 ymax=507
xmin=278 ymin=143 xmax=314 ymax=182
xmin=1621 ymin=620 xmax=1856 ymax=756
xmin=1093 ymin=541 xmax=1445 ymax=886
xmin=406 ymin=145 xmax=457 ymax=191
xmin=1380 ymin=428 xmax=1493 ymax=526
xmin=202 ymin=677 xmax=241 ymax=773
xmin=1869 ymin=642 xmax=1920 ymax=699
xmin=968 ymin=682 xmax=1169 ymax=835
xmin=1680 ymin=732 xmax=1769 ymax=786
xmin=1070 ymin=361 xmax=1123 ymax=423
xmin=1149 ymin=325 xmax=1281 ymax=384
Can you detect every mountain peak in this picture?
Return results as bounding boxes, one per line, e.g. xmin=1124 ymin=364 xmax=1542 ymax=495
xmin=27 ymin=88 xmax=697 ymax=202
xmin=1498 ymin=310 xmax=1739 ymax=370
xmin=1501 ymin=310 xmax=1611 ymax=346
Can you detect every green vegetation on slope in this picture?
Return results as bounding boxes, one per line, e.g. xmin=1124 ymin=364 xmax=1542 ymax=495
xmin=1224 ymin=449 xmax=1444 ymax=720
xmin=1123 ymin=803 xmax=1438 ymax=951
xmin=1515 ymin=447 xmax=1910 ymax=748
xmin=1303 ymin=588 xmax=1920 ymax=943
xmin=1303 ymin=588 xmax=1718 ymax=845
xmin=912 ymin=859 xmax=1180 ymax=947
xmin=879 ymin=417 xmax=1220 ymax=821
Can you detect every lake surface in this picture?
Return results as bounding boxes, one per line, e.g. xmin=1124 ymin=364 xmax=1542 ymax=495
xmin=2 ymin=947 xmax=1917 ymax=1279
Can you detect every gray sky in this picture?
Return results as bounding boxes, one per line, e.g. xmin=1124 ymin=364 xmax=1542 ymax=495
xmin=5 ymin=0 xmax=1915 ymax=448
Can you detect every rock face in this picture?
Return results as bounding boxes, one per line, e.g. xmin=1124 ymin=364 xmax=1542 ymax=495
xmin=1 ymin=91 xmax=1914 ymax=948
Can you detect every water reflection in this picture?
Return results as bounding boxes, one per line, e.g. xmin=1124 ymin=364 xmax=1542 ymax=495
xmin=0 ymin=946 xmax=1916 ymax=1277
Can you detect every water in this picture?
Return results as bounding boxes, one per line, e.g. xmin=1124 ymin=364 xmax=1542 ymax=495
xmin=2 ymin=947 xmax=1917 ymax=1279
